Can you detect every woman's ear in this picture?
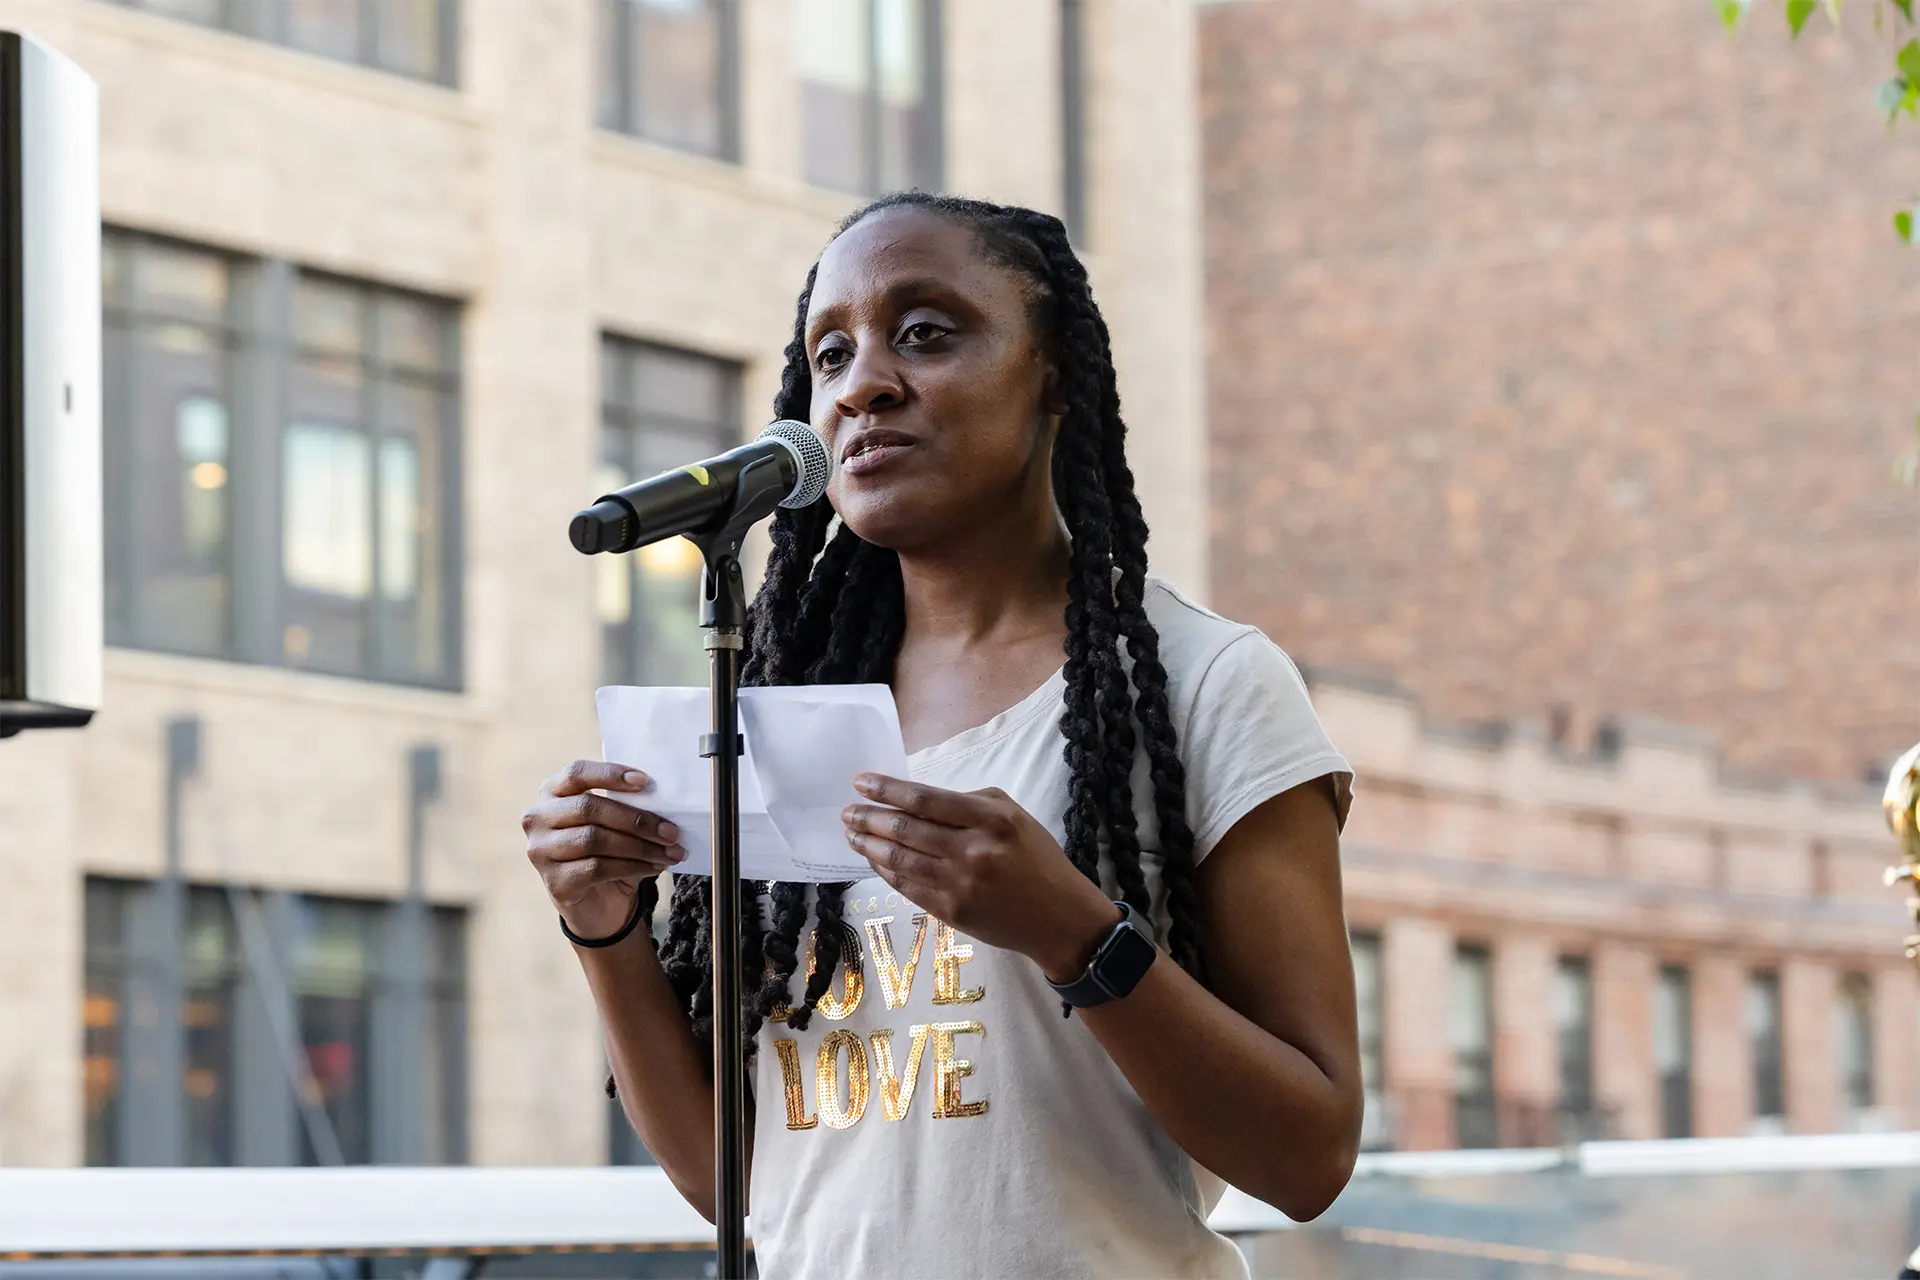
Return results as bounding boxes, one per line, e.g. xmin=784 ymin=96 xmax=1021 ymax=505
xmin=1041 ymin=363 xmax=1069 ymax=419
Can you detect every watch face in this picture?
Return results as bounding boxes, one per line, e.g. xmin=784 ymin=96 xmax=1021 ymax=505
xmin=1098 ymin=924 xmax=1158 ymax=999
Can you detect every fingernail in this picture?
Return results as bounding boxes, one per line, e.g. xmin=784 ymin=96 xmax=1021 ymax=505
xmin=852 ymin=774 xmax=878 ymax=795
xmin=622 ymin=770 xmax=647 ymax=788
xmin=841 ymin=805 xmax=858 ymax=824
xmin=657 ymin=820 xmax=680 ymax=842
xmin=669 ymin=844 xmax=688 ymax=862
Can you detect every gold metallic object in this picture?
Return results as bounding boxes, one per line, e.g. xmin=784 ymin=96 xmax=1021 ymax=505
xmin=773 ymin=1038 xmax=817 ymax=1131
xmin=815 ymin=1030 xmax=870 ymax=1130
xmin=1883 ymin=741 xmax=1920 ymax=968
xmin=869 ymin=1024 xmax=931 ymax=1122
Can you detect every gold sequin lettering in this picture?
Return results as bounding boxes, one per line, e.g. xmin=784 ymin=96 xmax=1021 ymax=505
xmin=804 ymin=921 xmax=865 ymax=1020
xmin=864 ymin=913 xmax=930 ymax=1010
xmin=814 ymin=1029 xmax=870 ymax=1130
xmin=932 ymin=920 xmax=985 ymax=1005
xmin=868 ymin=1024 xmax=931 ymax=1122
xmin=930 ymin=1020 xmax=988 ymax=1119
xmin=773 ymin=1038 xmax=816 ymax=1131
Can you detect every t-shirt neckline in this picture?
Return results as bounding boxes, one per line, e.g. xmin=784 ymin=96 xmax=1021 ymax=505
xmin=906 ymin=662 xmax=1067 ymax=767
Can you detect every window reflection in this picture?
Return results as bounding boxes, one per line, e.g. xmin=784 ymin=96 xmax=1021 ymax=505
xmin=599 ymin=339 xmax=741 ymax=687
xmin=598 ymin=0 xmax=735 ymax=158
xmin=103 ymin=238 xmax=237 ymax=658
xmin=284 ymin=274 xmax=456 ymax=682
xmin=83 ymin=878 xmax=469 ymax=1168
xmin=117 ymin=0 xmax=452 ymax=84
xmin=1655 ymin=965 xmax=1693 ymax=1139
xmin=796 ymin=0 xmax=939 ymax=194
xmin=1450 ymin=945 xmax=1495 ymax=1149
xmin=289 ymin=897 xmax=375 ymax=1166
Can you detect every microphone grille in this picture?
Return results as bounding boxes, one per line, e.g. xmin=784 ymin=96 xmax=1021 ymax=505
xmin=759 ymin=419 xmax=831 ymax=509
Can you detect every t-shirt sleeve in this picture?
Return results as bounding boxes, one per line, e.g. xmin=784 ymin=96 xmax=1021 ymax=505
xmin=1180 ymin=631 xmax=1353 ymax=864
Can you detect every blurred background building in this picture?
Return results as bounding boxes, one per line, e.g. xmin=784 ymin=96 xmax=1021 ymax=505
xmin=0 ymin=0 xmax=1205 ymax=1168
xmin=0 ymin=0 xmax=1912 ymax=1182
xmin=1205 ymin=0 xmax=1917 ymax=1149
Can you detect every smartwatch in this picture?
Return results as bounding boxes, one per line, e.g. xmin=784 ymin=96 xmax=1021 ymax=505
xmin=1047 ymin=900 xmax=1158 ymax=1008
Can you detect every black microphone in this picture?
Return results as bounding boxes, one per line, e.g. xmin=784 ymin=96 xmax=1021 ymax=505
xmin=569 ymin=419 xmax=830 ymax=555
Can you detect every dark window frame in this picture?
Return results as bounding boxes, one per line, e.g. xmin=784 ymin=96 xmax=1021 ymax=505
xmin=113 ymin=0 xmax=460 ymax=86
xmin=1839 ymin=971 xmax=1875 ymax=1115
xmin=596 ymin=334 xmax=742 ymax=689
xmin=597 ymin=0 xmax=742 ymax=161
xmin=1059 ymin=0 xmax=1087 ymax=244
xmin=1555 ymin=954 xmax=1594 ymax=1122
xmin=1451 ymin=943 xmax=1496 ymax=1150
xmin=1749 ymin=968 xmax=1785 ymax=1122
xmin=103 ymin=229 xmax=465 ymax=692
xmin=1656 ymin=963 xmax=1693 ymax=1139
xmin=798 ymin=0 xmax=944 ymax=196
xmin=83 ymin=875 xmax=470 ymax=1168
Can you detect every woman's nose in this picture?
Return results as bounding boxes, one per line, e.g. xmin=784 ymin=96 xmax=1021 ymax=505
xmin=834 ymin=346 xmax=905 ymax=419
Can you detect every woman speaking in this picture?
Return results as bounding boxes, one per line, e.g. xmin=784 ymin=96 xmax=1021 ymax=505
xmin=522 ymin=193 xmax=1362 ymax=1279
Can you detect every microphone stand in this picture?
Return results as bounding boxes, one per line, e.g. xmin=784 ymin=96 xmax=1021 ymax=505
xmin=682 ymin=456 xmax=791 ymax=1280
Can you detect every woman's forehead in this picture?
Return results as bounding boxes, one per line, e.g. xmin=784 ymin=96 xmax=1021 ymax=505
xmin=808 ymin=207 xmax=1021 ymax=325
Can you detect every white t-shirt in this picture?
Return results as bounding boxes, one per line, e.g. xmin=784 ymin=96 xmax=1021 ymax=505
xmin=749 ymin=578 xmax=1353 ymax=1280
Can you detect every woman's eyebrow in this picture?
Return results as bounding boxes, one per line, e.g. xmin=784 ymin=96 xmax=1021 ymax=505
xmin=805 ymin=276 xmax=974 ymax=343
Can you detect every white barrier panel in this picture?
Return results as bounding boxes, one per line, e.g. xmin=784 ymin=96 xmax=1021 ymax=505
xmin=2 ymin=1132 xmax=1915 ymax=1259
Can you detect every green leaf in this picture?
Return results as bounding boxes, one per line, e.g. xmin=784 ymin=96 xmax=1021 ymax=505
xmin=1899 ymin=38 xmax=1920 ymax=81
xmin=1880 ymin=75 xmax=1909 ymax=120
xmin=1789 ymin=0 xmax=1817 ymax=34
xmin=1896 ymin=208 xmax=1913 ymax=240
xmin=1898 ymin=0 xmax=1916 ymax=21
xmin=1825 ymin=0 xmax=1842 ymax=21
xmin=1715 ymin=0 xmax=1747 ymax=31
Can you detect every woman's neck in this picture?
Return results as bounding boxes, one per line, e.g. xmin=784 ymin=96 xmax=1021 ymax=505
xmin=895 ymin=495 xmax=1072 ymax=653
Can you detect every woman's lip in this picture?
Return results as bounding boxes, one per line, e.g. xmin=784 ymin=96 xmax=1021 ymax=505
xmin=842 ymin=442 xmax=915 ymax=476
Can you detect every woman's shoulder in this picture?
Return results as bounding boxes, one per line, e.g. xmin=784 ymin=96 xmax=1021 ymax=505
xmin=1142 ymin=576 xmax=1290 ymax=672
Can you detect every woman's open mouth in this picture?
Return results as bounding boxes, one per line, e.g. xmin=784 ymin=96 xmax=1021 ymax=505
xmin=841 ymin=431 xmax=916 ymax=476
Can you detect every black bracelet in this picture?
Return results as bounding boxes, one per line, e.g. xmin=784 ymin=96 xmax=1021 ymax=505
xmin=560 ymin=893 xmax=646 ymax=949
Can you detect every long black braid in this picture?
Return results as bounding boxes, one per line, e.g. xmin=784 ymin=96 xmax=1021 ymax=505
xmin=646 ymin=193 xmax=1204 ymax=1061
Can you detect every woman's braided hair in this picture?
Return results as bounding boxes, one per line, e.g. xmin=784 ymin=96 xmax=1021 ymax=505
xmin=631 ymin=193 xmax=1202 ymax=1057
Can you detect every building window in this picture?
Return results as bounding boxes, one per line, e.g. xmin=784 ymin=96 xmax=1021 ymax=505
xmin=597 ymin=338 xmax=740 ymax=686
xmin=795 ymin=0 xmax=942 ymax=195
xmin=101 ymin=236 xmax=239 ymax=659
xmin=1838 ymin=972 xmax=1875 ymax=1119
xmin=1554 ymin=955 xmax=1595 ymax=1139
xmin=1654 ymin=964 xmax=1693 ymax=1139
xmin=283 ymin=274 xmax=460 ymax=684
xmin=104 ymin=232 xmax=461 ymax=689
xmin=113 ymin=0 xmax=456 ymax=83
xmin=597 ymin=0 xmax=738 ymax=159
xmin=1748 ymin=969 xmax=1785 ymax=1128
xmin=83 ymin=877 xmax=467 ymax=1167
xmin=1451 ymin=945 xmax=1495 ymax=1149
xmin=1059 ymin=0 xmax=1087 ymax=243
xmin=1350 ymin=931 xmax=1386 ymax=1150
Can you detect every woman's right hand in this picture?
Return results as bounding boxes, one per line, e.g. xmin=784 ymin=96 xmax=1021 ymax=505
xmin=523 ymin=760 xmax=689 ymax=940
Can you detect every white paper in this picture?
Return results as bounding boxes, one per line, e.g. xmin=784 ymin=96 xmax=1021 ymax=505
xmin=594 ymin=683 xmax=909 ymax=882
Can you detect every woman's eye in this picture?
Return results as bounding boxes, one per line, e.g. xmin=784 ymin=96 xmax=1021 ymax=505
xmin=899 ymin=321 xmax=947 ymax=345
xmin=815 ymin=346 xmax=849 ymax=371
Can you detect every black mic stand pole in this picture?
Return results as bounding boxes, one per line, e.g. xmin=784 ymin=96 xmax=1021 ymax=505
xmin=684 ymin=457 xmax=789 ymax=1280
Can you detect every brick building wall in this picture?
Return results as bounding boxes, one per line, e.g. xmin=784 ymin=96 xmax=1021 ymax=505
xmin=1202 ymin=0 xmax=1920 ymax=785
xmin=1320 ymin=673 xmax=1915 ymax=1149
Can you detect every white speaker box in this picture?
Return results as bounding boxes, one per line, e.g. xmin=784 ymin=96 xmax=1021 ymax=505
xmin=0 ymin=31 xmax=100 ymax=737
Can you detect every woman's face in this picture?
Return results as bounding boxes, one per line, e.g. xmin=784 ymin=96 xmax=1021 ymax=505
xmin=804 ymin=206 xmax=1058 ymax=553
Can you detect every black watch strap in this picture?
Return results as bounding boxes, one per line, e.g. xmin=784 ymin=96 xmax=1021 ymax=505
xmin=1047 ymin=900 xmax=1157 ymax=1009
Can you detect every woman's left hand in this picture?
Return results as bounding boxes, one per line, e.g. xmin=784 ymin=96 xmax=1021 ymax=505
xmin=841 ymin=773 xmax=1122 ymax=981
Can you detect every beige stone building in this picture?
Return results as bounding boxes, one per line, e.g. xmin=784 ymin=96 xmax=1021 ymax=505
xmin=0 ymin=0 xmax=1207 ymax=1167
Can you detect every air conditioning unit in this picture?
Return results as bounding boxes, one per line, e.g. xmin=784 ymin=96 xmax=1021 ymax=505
xmin=0 ymin=31 xmax=100 ymax=738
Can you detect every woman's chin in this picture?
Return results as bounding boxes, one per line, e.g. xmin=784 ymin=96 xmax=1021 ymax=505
xmin=837 ymin=496 xmax=958 ymax=555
